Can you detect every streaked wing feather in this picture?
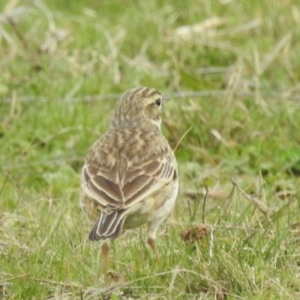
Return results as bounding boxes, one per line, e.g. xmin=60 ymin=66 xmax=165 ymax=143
xmin=93 ymin=175 xmax=123 ymax=202
xmin=81 ymin=153 xmax=177 ymax=209
xmin=123 ymin=177 xmax=157 ymax=206
xmin=82 ymin=165 xmax=122 ymax=208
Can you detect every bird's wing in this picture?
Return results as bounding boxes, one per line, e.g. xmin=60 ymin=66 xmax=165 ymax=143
xmin=81 ymin=151 xmax=177 ymax=210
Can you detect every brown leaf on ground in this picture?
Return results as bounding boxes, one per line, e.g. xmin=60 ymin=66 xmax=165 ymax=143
xmin=215 ymin=286 xmax=228 ymax=300
xmin=180 ymin=225 xmax=210 ymax=243
xmin=107 ymin=270 xmax=126 ymax=283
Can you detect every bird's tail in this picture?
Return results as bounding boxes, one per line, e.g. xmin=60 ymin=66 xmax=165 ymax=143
xmin=88 ymin=209 xmax=127 ymax=240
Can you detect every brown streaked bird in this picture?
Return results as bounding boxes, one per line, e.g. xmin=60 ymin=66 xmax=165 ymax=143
xmin=80 ymin=86 xmax=178 ymax=262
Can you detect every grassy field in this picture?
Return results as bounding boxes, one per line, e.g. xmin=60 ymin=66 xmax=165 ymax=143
xmin=1 ymin=0 xmax=300 ymax=299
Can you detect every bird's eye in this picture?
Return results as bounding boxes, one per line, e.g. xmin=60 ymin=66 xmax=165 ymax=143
xmin=155 ymin=99 xmax=161 ymax=107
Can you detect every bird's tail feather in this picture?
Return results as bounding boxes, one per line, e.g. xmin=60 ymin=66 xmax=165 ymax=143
xmin=88 ymin=209 xmax=127 ymax=240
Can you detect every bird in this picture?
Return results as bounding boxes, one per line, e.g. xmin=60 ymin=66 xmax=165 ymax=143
xmin=80 ymin=86 xmax=179 ymax=263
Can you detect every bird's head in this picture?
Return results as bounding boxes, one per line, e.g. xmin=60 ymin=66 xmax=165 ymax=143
xmin=111 ymin=87 xmax=169 ymax=130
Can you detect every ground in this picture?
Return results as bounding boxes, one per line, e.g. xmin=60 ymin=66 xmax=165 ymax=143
xmin=1 ymin=0 xmax=300 ymax=299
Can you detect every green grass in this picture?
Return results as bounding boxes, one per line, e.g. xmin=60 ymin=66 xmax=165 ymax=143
xmin=1 ymin=0 xmax=300 ymax=299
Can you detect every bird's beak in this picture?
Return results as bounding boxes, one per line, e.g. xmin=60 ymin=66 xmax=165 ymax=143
xmin=162 ymin=95 xmax=170 ymax=103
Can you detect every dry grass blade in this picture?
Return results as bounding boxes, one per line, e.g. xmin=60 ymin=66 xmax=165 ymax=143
xmin=259 ymin=33 xmax=292 ymax=75
xmin=0 ymin=5 xmax=28 ymax=23
xmin=5 ymin=14 xmax=28 ymax=48
xmin=217 ymin=19 xmax=261 ymax=36
xmin=31 ymin=278 xmax=82 ymax=288
xmin=0 ymin=273 xmax=32 ymax=285
xmin=174 ymin=17 xmax=226 ymax=39
xmin=232 ymin=180 xmax=269 ymax=217
xmin=173 ymin=126 xmax=193 ymax=153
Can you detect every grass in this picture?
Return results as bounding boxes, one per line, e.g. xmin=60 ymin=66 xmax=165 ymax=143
xmin=1 ymin=0 xmax=300 ymax=299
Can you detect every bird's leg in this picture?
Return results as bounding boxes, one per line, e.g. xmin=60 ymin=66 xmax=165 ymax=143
xmin=147 ymin=237 xmax=160 ymax=260
xmin=147 ymin=237 xmax=156 ymax=252
xmin=148 ymin=219 xmax=166 ymax=261
xmin=101 ymin=242 xmax=109 ymax=273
